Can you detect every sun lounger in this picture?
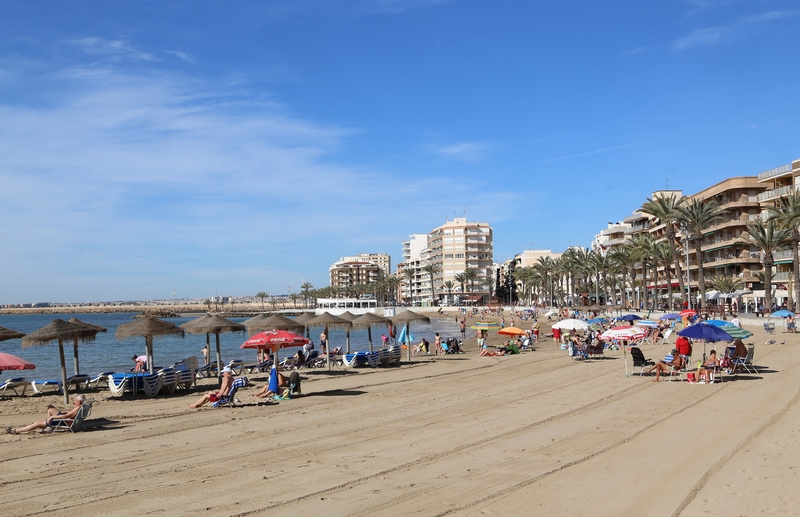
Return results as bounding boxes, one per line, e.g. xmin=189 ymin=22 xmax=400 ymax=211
xmin=242 ymin=358 xmax=272 ymax=374
xmin=342 ymin=351 xmax=379 ymax=368
xmin=156 ymin=368 xmax=179 ymax=395
xmin=0 ymin=377 xmax=29 ymax=396
xmin=89 ymin=371 xmax=115 ymax=389
xmin=65 ymin=374 xmax=91 ymax=391
xmin=30 ymin=379 xmax=62 ymax=394
xmin=196 ymin=362 xmax=216 ymax=378
xmin=142 ymin=373 xmax=165 ymax=397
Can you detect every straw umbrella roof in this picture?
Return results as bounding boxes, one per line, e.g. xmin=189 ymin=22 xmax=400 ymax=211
xmin=293 ymin=312 xmax=316 ymax=325
xmin=389 ymin=310 xmax=431 ymax=325
xmin=180 ymin=313 xmax=245 ymax=334
xmin=0 ymin=326 xmax=25 ymax=342
xmin=22 ymin=319 xmax=99 ymax=347
xmin=351 ymin=312 xmax=389 ymax=328
xmin=306 ymin=312 xmax=352 ymax=328
xmin=68 ymin=318 xmax=108 ymax=333
xmin=337 ymin=311 xmax=360 ymax=322
xmin=116 ymin=316 xmax=185 ymax=340
xmin=246 ymin=313 xmax=304 ymax=332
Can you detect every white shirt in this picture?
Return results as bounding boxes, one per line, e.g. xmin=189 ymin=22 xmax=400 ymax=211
xmin=731 ymin=317 xmax=741 ymax=328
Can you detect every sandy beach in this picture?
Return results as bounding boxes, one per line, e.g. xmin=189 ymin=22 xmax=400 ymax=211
xmin=1 ymin=314 xmax=797 ymax=516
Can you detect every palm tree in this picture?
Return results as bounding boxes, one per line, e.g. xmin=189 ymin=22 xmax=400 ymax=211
xmin=256 ymin=291 xmax=268 ymax=310
xmin=481 ymin=277 xmax=494 ymax=300
xmin=746 ymin=218 xmax=791 ymax=313
xmin=442 ymin=280 xmax=455 ymax=305
xmin=514 ymin=267 xmax=535 ymax=306
xmin=453 ymin=273 xmax=466 ymax=299
xmin=641 ymin=193 xmax=687 ymax=303
xmin=463 ymin=268 xmax=479 ymax=295
xmin=652 ymin=240 xmax=674 ymax=308
xmin=765 ymin=191 xmax=800 ymax=311
xmin=609 ymin=247 xmax=635 ymax=309
xmin=290 ymin=293 xmax=299 ymax=308
xmin=678 ymin=198 xmax=726 ymax=309
xmin=402 ymin=268 xmax=417 ymax=305
xmin=627 ymin=233 xmax=655 ymax=309
xmin=385 ymin=276 xmax=399 ymax=306
xmin=421 ymin=263 xmax=441 ymax=306
xmin=300 ymin=282 xmax=314 ymax=308
xmin=204 ymin=299 xmax=212 ymax=311
xmin=534 ymin=257 xmax=557 ymax=306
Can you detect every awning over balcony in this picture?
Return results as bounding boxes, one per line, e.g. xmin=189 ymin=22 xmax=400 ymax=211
xmin=646 ymin=282 xmax=680 ymax=289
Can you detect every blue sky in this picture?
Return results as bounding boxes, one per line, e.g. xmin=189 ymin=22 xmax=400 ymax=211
xmin=1 ymin=0 xmax=798 ymax=303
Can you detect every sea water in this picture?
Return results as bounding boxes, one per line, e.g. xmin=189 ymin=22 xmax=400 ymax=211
xmin=0 ymin=313 xmax=463 ymax=381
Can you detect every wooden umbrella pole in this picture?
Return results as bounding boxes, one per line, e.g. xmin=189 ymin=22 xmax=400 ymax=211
xmin=58 ymin=339 xmax=69 ymax=405
xmin=326 ymin=325 xmax=331 ymax=371
xmin=368 ymin=327 xmax=373 ymax=353
xmin=216 ymin=332 xmax=222 ymax=387
xmin=73 ymin=338 xmax=80 ymax=376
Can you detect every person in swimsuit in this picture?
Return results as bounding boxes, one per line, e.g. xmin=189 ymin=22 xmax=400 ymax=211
xmin=6 ymin=394 xmax=86 ymax=434
xmin=189 ymin=368 xmax=234 ymax=408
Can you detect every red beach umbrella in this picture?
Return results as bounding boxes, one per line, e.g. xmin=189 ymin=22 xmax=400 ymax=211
xmin=680 ymin=309 xmax=697 ymax=317
xmin=241 ymin=330 xmax=308 ymax=365
xmin=0 ymin=353 xmax=36 ymax=371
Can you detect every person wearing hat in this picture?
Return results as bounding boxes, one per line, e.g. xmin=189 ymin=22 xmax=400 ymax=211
xmin=189 ymin=367 xmax=234 ymax=408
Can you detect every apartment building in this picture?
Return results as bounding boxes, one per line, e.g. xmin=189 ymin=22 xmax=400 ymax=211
xmin=428 ymin=217 xmax=493 ymax=304
xmin=338 ymin=253 xmax=391 ymax=276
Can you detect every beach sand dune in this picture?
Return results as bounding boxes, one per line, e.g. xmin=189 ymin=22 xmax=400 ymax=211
xmin=1 ymin=320 xmax=797 ymax=516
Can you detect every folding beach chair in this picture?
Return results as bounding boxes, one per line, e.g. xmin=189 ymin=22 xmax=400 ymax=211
xmin=212 ymin=377 xmax=249 ymax=408
xmin=48 ymin=400 xmax=93 ymax=433
xmin=630 ymin=347 xmax=655 ymax=376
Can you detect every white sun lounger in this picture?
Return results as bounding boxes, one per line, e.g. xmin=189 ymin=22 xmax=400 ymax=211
xmin=30 ymin=379 xmax=62 ymax=394
xmin=0 ymin=377 xmax=29 ymax=396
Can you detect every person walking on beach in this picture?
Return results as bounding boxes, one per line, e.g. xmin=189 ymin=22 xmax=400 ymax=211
xmin=6 ymin=394 xmax=86 ymax=434
xmin=434 ymin=333 xmax=443 ymax=354
xmin=320 ymin=330 xmax=328 ymax=355
xmin=460 ymin=320 xmax=466 ymax=340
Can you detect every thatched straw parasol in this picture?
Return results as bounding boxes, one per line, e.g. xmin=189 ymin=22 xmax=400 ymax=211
xmin=352 ymin=313 xmax=389 ymax=353
xmin=306 ymin=312 xmax=352 ymax=370
xmin=390 ymin=311 xmax=431 ymax=363
xmin=22 ymin=319 xmax=100 ymax=404
xmin=293 ymin=312 xmax=316 ymax=339
xmin=181 ymin=313 xmax=245 ymax=381
xmin=68 ymin=318 xmax=108 ymax=376
xmin=116 ymin=316 xmax=184 ymax=375
xmin=0 ymin=327 xmax=25 ymax=342
xmin=245 ymin=313 xmax=304 ymax=334
xmin=336 ymin=312 xmax=359 ymax=353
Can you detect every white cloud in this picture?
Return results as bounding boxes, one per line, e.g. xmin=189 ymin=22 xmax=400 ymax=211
xmin=434 ymin=141 xmax=490 ymax=162
xmin=542 ymin=143 xmax=635 ymax=164
xmin=671 ymin=9 xmax=796 ymax=51
xmin=70 ymin=36 xmax=157 ymax=62
xmin=163 ymin=50 xmax=197 ymax=64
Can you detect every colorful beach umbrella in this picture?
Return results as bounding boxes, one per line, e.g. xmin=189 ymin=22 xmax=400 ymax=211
xmin=637 ymin=320 xmax=659 ymax=327
xmin=470 ymin=322 xmax=500 ymax=330
xmin=660 ymin=313 xmax=681 ymax=320
xmin=599 ymin=326 xmax=648 ymax=342
xmin=0 ymin=353 xmax=35 ymax=372
xmin=771 ymin=309 xmax=795 ymax=318
xmin=680 ymin=309 xmax=697 ymax=317
xmin=719 ymin=326 xmax=753 ymax=339
xmin=678 ymin=322 xmax=734 ymax=359
xmin=497 ymin=326 xmax=527 ymax=337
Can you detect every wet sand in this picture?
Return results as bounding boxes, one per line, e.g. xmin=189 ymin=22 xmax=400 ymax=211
xmin=1 ymin=315 xmax=797 ymax=516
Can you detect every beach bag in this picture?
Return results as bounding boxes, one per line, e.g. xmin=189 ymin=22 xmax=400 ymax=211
xmin=720 ymin=355 xmax=731 ymax=368
xmin=687 ymin=372 xmax=695 ymax=383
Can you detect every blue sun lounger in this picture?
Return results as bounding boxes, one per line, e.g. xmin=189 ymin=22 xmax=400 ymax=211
xmin=0 ymin=377 xmax=29 ymax=396
xmin=30 ymin=379 xmax=62 ymax=394
xmin=342 ymin=351 xmax=379 ymax=368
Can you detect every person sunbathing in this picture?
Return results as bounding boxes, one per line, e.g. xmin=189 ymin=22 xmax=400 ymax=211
xmin=252 ymin=371 xmax=288 ymax=399
xmin=695 ymin=350 xmax=719 ymax=384
xmin=644 ymin=349 xmax=684 ymax=382
xmin=189 ymin=367 xmax=234 ymax=408
xmin=6 ymin=394 xmax=86 ymax=434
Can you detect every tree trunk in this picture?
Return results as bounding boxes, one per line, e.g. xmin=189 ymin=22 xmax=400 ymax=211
xmin=764 ymin=257 xmax=774 ymax=313
xmin=666 ymin=225 xmax=687 ymax=303
xmin=694 ymin=236 xmax=706 ymax=309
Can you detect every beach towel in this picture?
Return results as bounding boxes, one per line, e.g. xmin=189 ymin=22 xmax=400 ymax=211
xmin=268 ymin=365 xmax=279 ymax=394
xmin=397 ymin=325 xmax=415 ymax=345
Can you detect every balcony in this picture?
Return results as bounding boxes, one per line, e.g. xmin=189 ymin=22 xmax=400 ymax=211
xmin=623 ymin=211 xmax=646 ymax=223
xmin=773 ymin=272 xmax=791 ymax=282
xmin=758 ymin=185 xmax=793 ymax=202
xmin=757 ymin=163 xmax=792 ymax=182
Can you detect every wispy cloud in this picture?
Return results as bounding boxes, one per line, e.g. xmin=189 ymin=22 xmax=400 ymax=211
xmin=671 ymin=10 xmax=796 ymax=51
xmin=434 ymin=141 xmax=490 ymax=162
xmin=71 ymin=36 xmax=158 ymax=62
xmin=362 ymin=0 xmax=453 ymax=14
xmin=542 ymin=143 xmax=634 ymax=164
xmin=163 ymin=50 xmax=197 ymax=64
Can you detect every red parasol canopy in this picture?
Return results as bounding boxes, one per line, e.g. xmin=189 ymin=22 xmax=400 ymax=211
xmin=680 ymin=309 xmax=697 ymax=317
xmin=241 ymin=330 xmax=309 ymax=350
xmin=0 ymin=352 xmax=36 ymax=371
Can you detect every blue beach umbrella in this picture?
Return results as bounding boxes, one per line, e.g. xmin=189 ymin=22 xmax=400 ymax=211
xmin=660 ymin=313 xmax=681 ymax=320
xmin=771 ymin=309 xmax=795 ymax=318
xmin=706 ymin=319 xmax=735 ymax=327
xmin=678 ymin=322 xmax=734 ymax=360
xmin=268 ymin=364 xmax=279 ymax=395
xmin=587 ymin=317 xmax=608 ymax=325
xmin=618 ymin=314 xmax=642 ymax=321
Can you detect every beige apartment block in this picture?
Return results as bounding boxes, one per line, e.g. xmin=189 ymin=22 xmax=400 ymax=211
xmin=427 ymin=217 xmax=493 ymax=303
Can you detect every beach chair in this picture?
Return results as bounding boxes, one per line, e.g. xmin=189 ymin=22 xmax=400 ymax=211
xmin=212 ymin=377 xmax=249 ymax=408
xmin=274 ymin=372 xmax=302 ymax=400
xmin=173 ymin=357 xmax=198 ymax=390
xmin=196 ymin=362 xmax=216 ymax=378
xmin=732 ymin=345 xmax=758 ymax=374
xmin=156 ymin=368 xmax=179 ymax=395
xmin=666 ymin=354 xmax=686 ymax=382
xmin=0 ymin=377 xmax=29 ymax=397
xmin=630 ymin=347 xmax=655 ymax=376
xmin=65 ymin=374 xmax=91 ymax=392
xmin=30 ymin=379 xmax=62 ymax=394
xmin=342 ymin=351 xmax=379 ymax=368
xmin=89 ymin=371 xmax=115 ymax=389
xmin=243 ymin=358 xmax=272 ymax=374
xmin=48 ymin=400 xmax=93 ymax=433
xmin=107 ymin=374 xmax=131 ymax=396
xmin=763 ymin=323 xmax=775 ymax=334
xmin=142 ymin=373 xmax=165 ymax=397
xmin=656 ymin=328 xmax=673 ymax=346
